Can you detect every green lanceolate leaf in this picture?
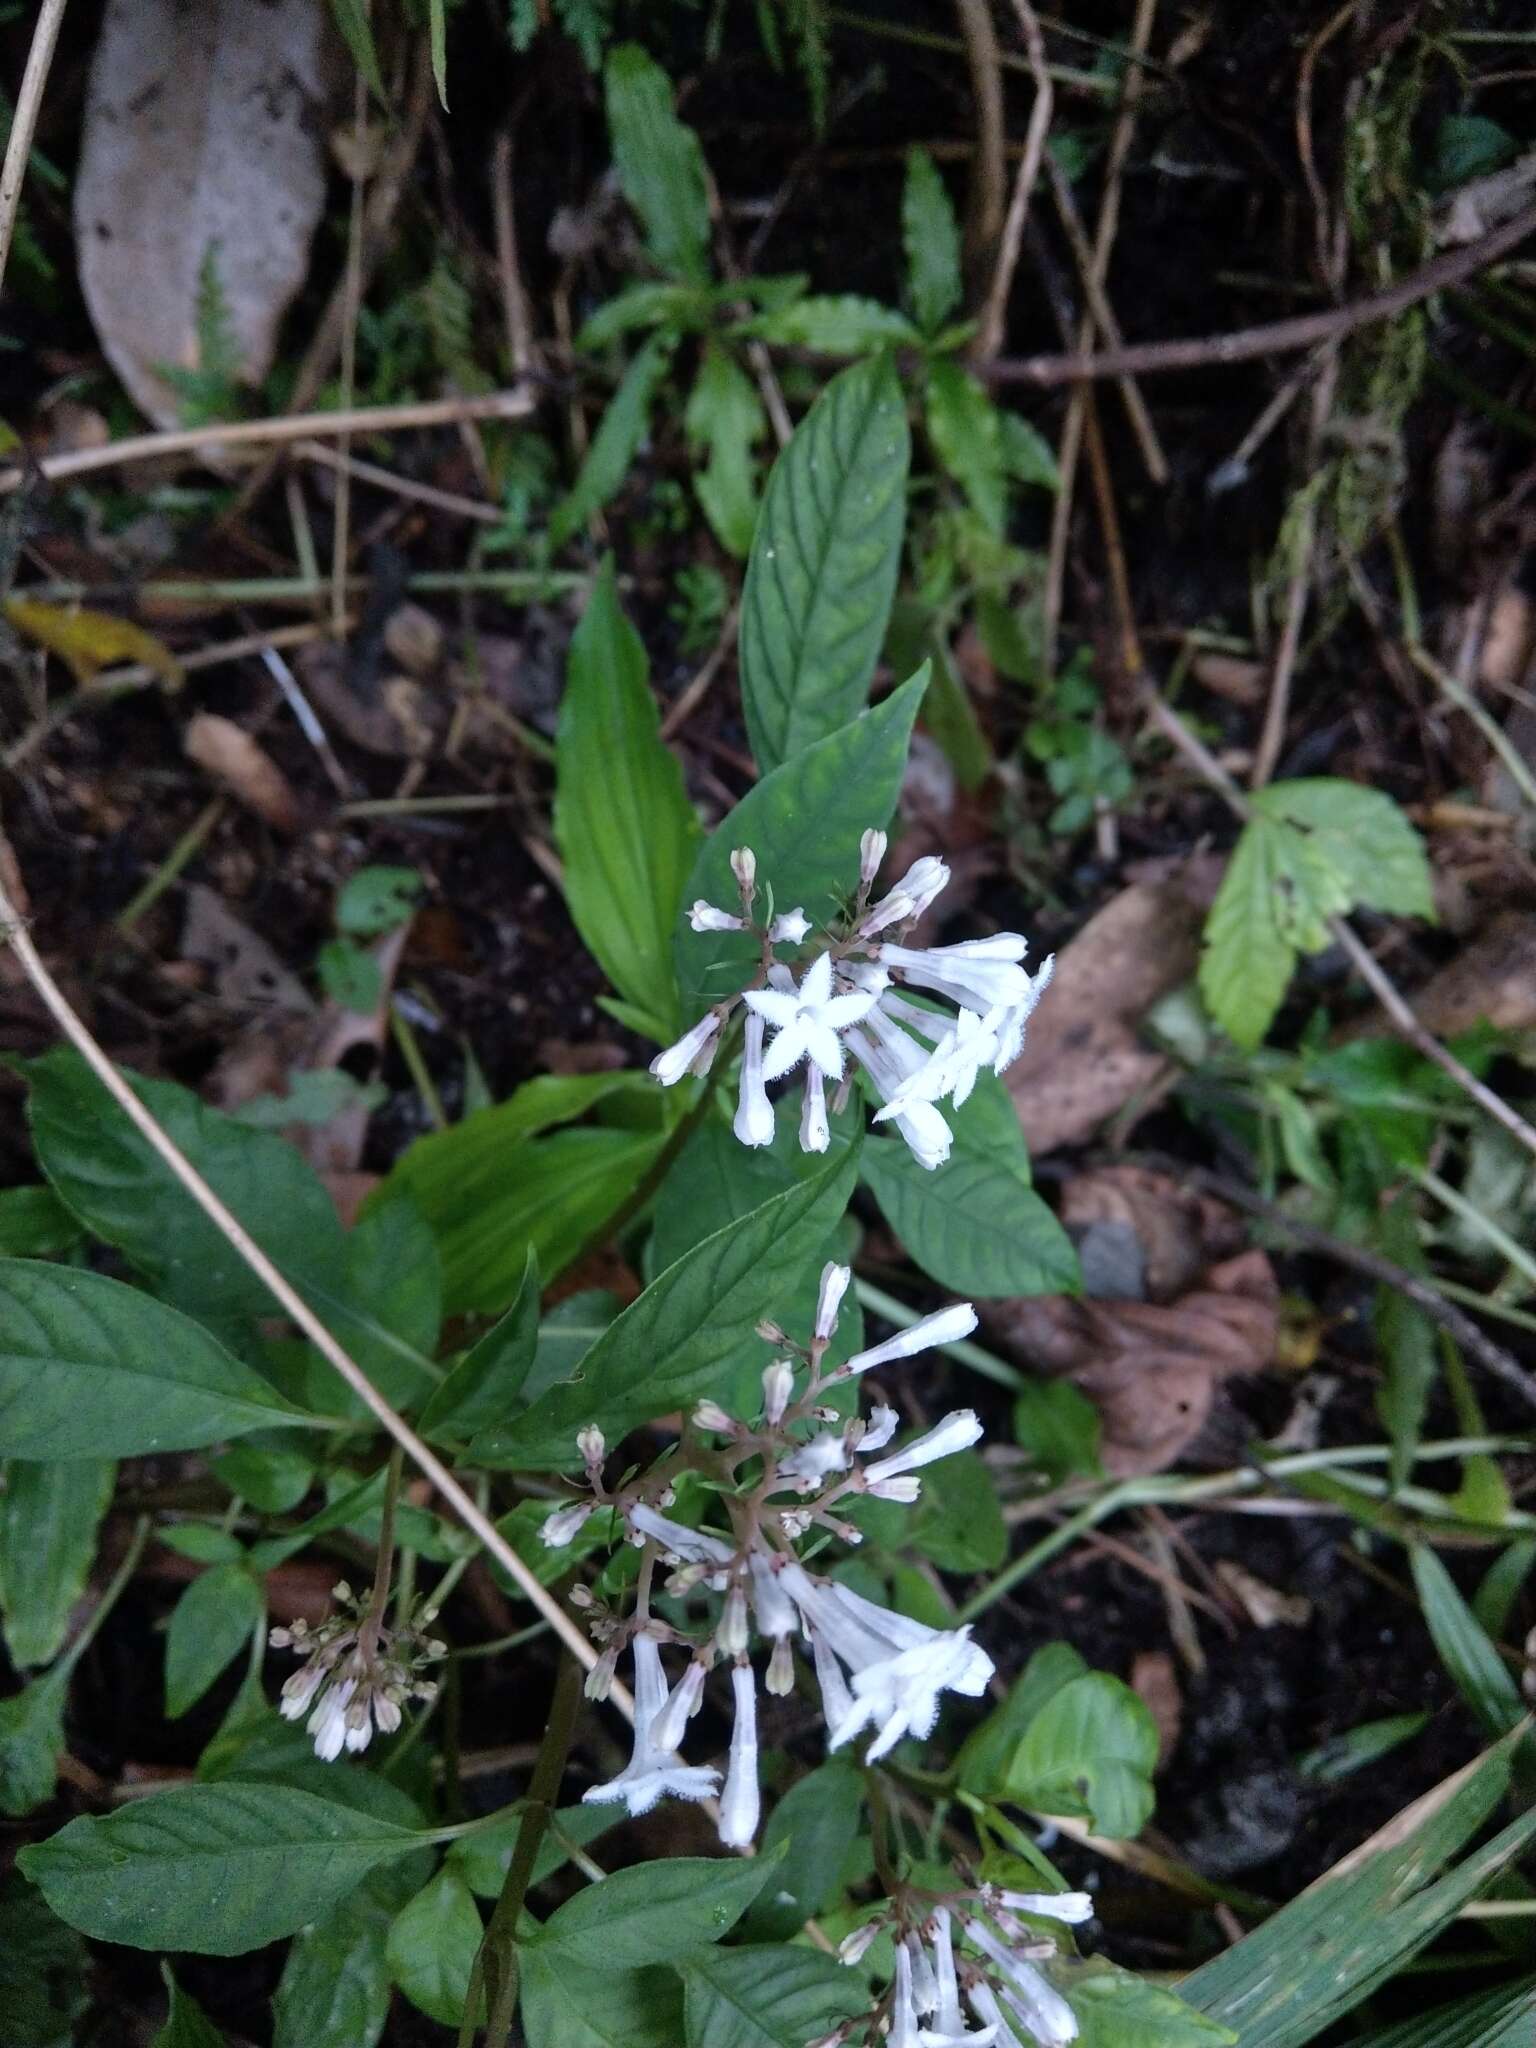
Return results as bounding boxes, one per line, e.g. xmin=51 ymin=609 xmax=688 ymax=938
xmin=686 ymin=341 xmax=767 ymax=557
xmin=925 ymin=358 xmax=1006 ymax=533
xmin=0 ymin=1456 xmax=113 ymax=1665
xmin=903 ymin=146 xmax=962 ymax=333
xmin=1006 ymin=1672 xmax=1160 ymax=1838
xmin=743 ymin=1758 xmax=864 ymax=1941
xmin=739 ymin=353 xmax=911 ymax=771
xmin=1349 ymin=1977 xmax=1536 ymax=2048
xmin=1409 ymin=1544 xmax=1525 ymax=1736
xmin=472 ymin=1145 xmax=858 ymax=1467
xmin=550 ymin=330 xmax=677 ymax=545
xmin=682 ymin=1944 xmax=868 ymax=2048
xmin=862 ymin=1074 xmax=1077 ymax=1299
xmin=419 ymin=1248 xmax=540 ymax=1442
xmin=532 ymin=1846 xmax=782 ymax=1970
xmin=0 ymin=1876 xmax=89 ymax=2048
xmin=164 ymin=1565 xmax=264 ymax=1718
xmin=555 ymin=559 xmax=699 ymax=1039
xmin=385 ymin=1864 xmax=484 ymax=2026
xmin=604 ymin=44 xmax=711 ymax=285
xmin=153 ymin=1965 xmax=228 ymax=2048
xmin=19 ymin=1783 xmax=432 ymax=1955
xmin=519 ymin=1953 xmax=686 ymax=2048
xmin=1068 ymin=1961 xmax=1236 ymax=2048
xmin=0 ymin=1663 xmax=68 ymax=1817
xmin=272 ymin=1851 xmax=433 ymax=2048
xmin=678 ymin=666 xmax=928 ymax=1011
xmin=0 ymin=1262 xmax=305 ymax=1459
xmin=745 ymin=294 xmax=923 ymax=356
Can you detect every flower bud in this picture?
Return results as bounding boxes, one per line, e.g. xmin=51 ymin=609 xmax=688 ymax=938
xmin=693 ymin=1400 xmax=735 ymax=1434
xmin=859 ymin=827 xmax=887 ymax=887
xmin=761 ymin=1359 xmax=795 ymax=1426
xmin=766 ymin=1636 xmax=795 ymax=1696
xmin=584 ymin=1644 xmax=618 ymax=1701
xmin=718 ymin=1585 xmax=750 ymax=1656
xmin=730 ymin=846 xmax=757 ymax=906
xmin=838 ymin=1921 xmax=880 ymax=1966
xmin=541 ymin=1500 xmax=596 ymax=1547
xmin=577 ymin=1424 xmax=605 ymax=1468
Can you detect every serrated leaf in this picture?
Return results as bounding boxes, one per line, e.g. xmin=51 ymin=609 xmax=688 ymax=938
xmin=550 ymin=330 xmax=676 ymax=544
xmin=1198 ymin=818 xmax=1297 ymax=1049
xmin=385 ymin=1865 xmax=483 ymax=2026
xmin=739 ymin=354 xmax=911 ymax=770
xmin=533 ymin=1847 xmax=782 ymax=1970
xmin=925 ymin=358 xmax=1006 ymax=533
xmin=678 ymin=667 xmax=928 ymax=1010
xmin=682 ymin=1944 xmax=868 ymax=2048
xmin=686 ymin=341 xmax=767 ymax=557
xmin=1409 ymin=1545 xmax=1525 ymax=1736
xmin=604 ymin=44 xmax=711 ymax=283
xmin=520 ymin=1952 xmax=685 ymax=2048
xmin=555 ymin=559 xmax=699 ymax=1038
xmin=902 ymin=146 xmax=962 ymax=333
xmin=1007 ymin=1672 xmax=1159 ymax=1838
xmin=0 ymin=1261 xmax=306 ymax=1458
xmin=861 ymin=1076 xmax=1077 ymax=1298
xmin=1253 ymin=779 xmax=1436 ymax=923
xmin=165 ymin=1564 xmax=263 ymax=1718
xmin=471 ymin=1147 xmax=857 ymax=1467
xmin=0 ymin=1457 xmax=114 ymax=1667
xmin=19 ymin=1783 xmax=432 ymax=1955
xmin=745 ymin=293 xmax=924 ymax=355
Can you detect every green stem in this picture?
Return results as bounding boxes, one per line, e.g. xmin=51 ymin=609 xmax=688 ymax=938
xmin=366 ymin=1444 xmax=404 ymax=1629
xmin=46 ymin=1515 xmax=152 ymax=1692
xmin=463 ymin=1650 xmax=585 ymax=2048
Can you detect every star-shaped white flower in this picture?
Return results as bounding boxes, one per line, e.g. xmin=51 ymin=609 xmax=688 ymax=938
xmin=742 ymin=952 xmax=878 ymax=1083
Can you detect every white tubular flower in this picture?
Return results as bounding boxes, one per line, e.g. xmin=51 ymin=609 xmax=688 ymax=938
xmin=540 ymin=1500 xmax=596 ymax=1548
xmin=718 ymin=1585 xmax=750 ymax=1655
xmin=627 ymin=1503 xmax=735 ymax=1568
xmin=769 ymin=907 xmax=812 ymax=944
xmin=650 ymin=1012 xmax=721 ymax=1086
xmin=855 ymin=1402 xmax=899 ymax=1453
xmin=816 ymin=1262 xmax=852 ymax=1343
xmin=719 ymin=1662 xmax=761 ymax=1848
xmin=780 ymin=1565 xmax=993 ymax=1761
xmin=839 ymin=1919 xmax=881 ymax=1966
xmin=309 ymin=1680 xmax=356 ymax=1762
xmin=649 ymin=1658 xmax=708 ymax=1753
xmin=762 ymin=1358 xmax=795 ymax=1426
xmin=909 ymin=1934 xmax=940 ymax=2015
xmin=583 ymin=1634 xmax=721 ymax=1818
xmin=279 ymin=1661 xmax=327 ymax=1718
xmin=859 ymin=827 xmax=888 ymax=887
xmin=811 ymin=1626 xmax=854 ymax=1730
xmin=689 ymin=899 xmax=745 ymax=933
xmin=867 ymin=1475 xmax=922 ymax=1504
xmin=967 ymin=1983 xmax=1027 ymax=2048
xmin=891 ymin=1938 xmax=922 ymax=2048
xmin=838 ymin=1303 xmax=978 ymax=1379
xmin=744 ymin=952 xmax=880 ymax=1083
xmin=844 ymin=1017 xmax=954 ymax=1171
xmin=994 ymin=1891 xmax=1094 ymax=1926
xmin=733 ymin=1011 xmax=775 ymax=1148
xmin=800 ymin=1064 xmax=830 ymax=1152
xmin=931 ymin=1908 xmax=963 ymax=2035
xmin=988 ymin=957 xmax=1054 ymax=1074
xmin=863 ymin=1411 xmax=982 ymax=1485
xmin=964 ymin=1922 xmax=1078 ymax=2047
xmin=749 ymin=1553 xmax=798 ymax=1645
xmin=859 ymin=855 xmax=951 ymax=937
xmin=871 ymin=1007 xmax=1002 ymax=1118
xmin=777 ymin=1432 xmax=851 ymax=1485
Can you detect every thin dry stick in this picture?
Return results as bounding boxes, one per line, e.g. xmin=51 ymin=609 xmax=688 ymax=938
xmin=1142 ymin=686 xmax=1536 ymax=1162
xmin=298 ymin=440 xmax=500 ymax=523
xmin=0 ymin=390 xmax=535 ymax=496
xmin=0 ymin=0 xmax=67 ymax=293
xmin=982 ymin=196 xmax=1536 ymax=385
xmin=972 ymin=0 xmax=1054 ymax=363
xmin=0 ymin=874 xmax=630 ymax=1719
xmin=659 ymin=605 xmax=740 ymax=742
xmin=954 ymin=0 xmax=1008 ymax=287
xmin=330 ymin=54 xmax=371 ymax=640
xmin=491 ymin=130 xmax=537 ymax=379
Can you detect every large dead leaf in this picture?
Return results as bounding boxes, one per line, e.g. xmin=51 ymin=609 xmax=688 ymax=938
xmin=1008 ymin=861 xmax=1221 ymax=1155
xmin=1403 ymin=910 xmax=1536 ymax=1039
xmin=989 ymin=1251 xmax=1278 ymax=1475
xmin=1059 ymin=1164 xmax=1245 ymax=1301
xmin=74 ymin=0 xmax=334 ymax=428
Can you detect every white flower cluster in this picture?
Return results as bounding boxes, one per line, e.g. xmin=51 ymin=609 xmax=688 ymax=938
xmin=650 ymin=833 xmax=1053 ymax=1169
xmin=269 ymin=1581 xmax=445 ymax=1761
xmin=542 ymin=1265 xmax=992 ymax=1848
xmin=823 ymin=1888 xmax=1092 ymax=2048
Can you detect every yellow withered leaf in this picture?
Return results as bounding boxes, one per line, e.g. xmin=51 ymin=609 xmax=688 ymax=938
xmin=4 ymin=598 xmax=183 ymax=690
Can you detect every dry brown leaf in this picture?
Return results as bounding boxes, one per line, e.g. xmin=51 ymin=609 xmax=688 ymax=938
xmin=988 ymin=1251 xmax=1278 ymax=1475
xmin=1190 ymin=652 xmax=1264 ymax=706
xmin=183 ymin=714 xmax=303 ymax=834
xmin=1059 ymin=1165 xmax=1245 ymax=1302
xmin=1008 ymin=862 xmax=1220 ymax=1156
xmin=181 ymin=885 xmax=314 ymax=1015
xmin=1404 ymin=910 xmax=1536 ymax=1039
xmin=1130 ymin=1649 xmax=1182 ymax=1769
xmin=1214 ymin=1560 xmax=1311 ymax=1630
xmin=74 ymin=0 xmax=334 ymax=428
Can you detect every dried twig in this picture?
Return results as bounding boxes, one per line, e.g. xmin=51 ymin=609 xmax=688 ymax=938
xmin=659 ymin=605 xmax=740 ymax=742
xmin=1143 ymin=684 xmax=1536 ymax=1162
xmin=954 ymin=0 xmax=1008 ymax=288
xmin=0 ymin=390 xmax=535 ymax=496
xmin=298 ymin=440 xmax=500 ymax=523
xmin=0 ymin=0 xmax=67 ymax=295
xmin=981 ymin=198 xmax=1536 ymax=385
xmin=0 ymin=868 xmax=628 ymax=1719
xmin=492 ymin=129 xmax=538 ymax=379
xmin=972 ymin=0 xmax=1053 ymax=363
xmin=331 ymin=62 xmax=371 ymax=639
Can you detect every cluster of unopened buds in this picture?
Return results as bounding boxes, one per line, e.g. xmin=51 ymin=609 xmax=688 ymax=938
xmin=269 ymin=1581 xmax=446 ymax=1761
xmin=542 ymin=1263 xmax=990 ymax=1850
xmin=650 ymin=831 xmax=1054 ymax=1169
xmin=824 ymin=1886 xmax=1092 ymax=2047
